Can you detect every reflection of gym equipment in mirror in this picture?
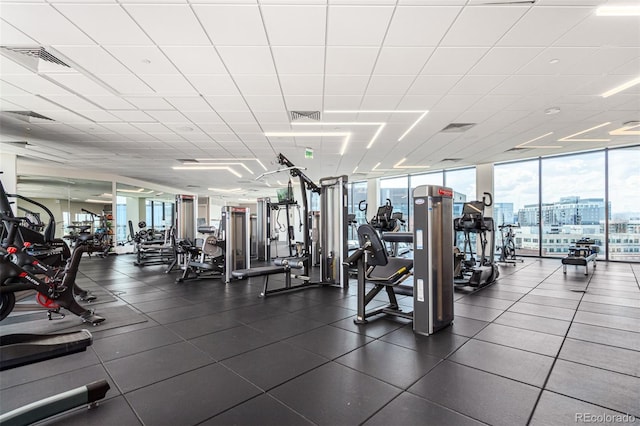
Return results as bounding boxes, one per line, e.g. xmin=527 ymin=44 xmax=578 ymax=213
xmin=453 ymin=192 xmax=499 ymax=289
xmin=131 ymin=221 xmax=175 ymax=267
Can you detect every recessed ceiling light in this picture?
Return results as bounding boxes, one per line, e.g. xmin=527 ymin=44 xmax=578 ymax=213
xmin=596 ymin=5 xmax=640 ymax=16
xmin=545 ymin=107 xmax=561 ymax=115
xmin=549 ymin=59 xmax=560 ymax=64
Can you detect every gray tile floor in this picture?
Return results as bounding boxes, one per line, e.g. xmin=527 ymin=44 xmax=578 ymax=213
xmin=1 ymin=256 xmax=639 ymax=425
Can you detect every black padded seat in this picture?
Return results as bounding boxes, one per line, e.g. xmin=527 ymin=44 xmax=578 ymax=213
xmin=231 ymin=265 xmax=288 ymax=279
xmin=380 ymin=232 xmax=413 ymax=243
xmin=365 ymin=256 xmax=413 ymax=283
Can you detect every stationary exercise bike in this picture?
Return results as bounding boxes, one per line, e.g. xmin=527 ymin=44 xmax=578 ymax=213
xmin=497 ymin=224 xmax=523 ymax=265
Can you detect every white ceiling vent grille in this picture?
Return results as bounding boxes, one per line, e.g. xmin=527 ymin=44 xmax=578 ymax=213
xmin=505 ymin=147 xmax=532 ymax=153
xmin=0 ymin=46 xmax=70 ymax=68
xmin=441 ymin=158 xmax=463 ymax=163
xmin=441 ymin=123 xmax=476 ymax=133
xmin=290 ymin=111 xmax=321 ymax=121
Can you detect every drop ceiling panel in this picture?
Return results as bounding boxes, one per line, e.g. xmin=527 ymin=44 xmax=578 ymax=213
xmin=204 ymin=95 xmax=249 ymax=112
xmin=272 ymin=47 xmax=325 ymax=74
xmin=366 ymin=75 xmax=415 ymax=95
xmin=396 ymin=94 xmax=441 ymax=109
xmin=262 ymin=5 xmax=326 ymax=46
xmin=108 ymin=110 xmax=154 ymax=122
xmin=562 ymin=47 xmax=640 ymax=76
xmin=433 ymin=94 xmax=482 ymax=111
xmin=54 ymin=4 xmax=150 ymax=45
xmin=384 ymin=6 xmax=461 ymax=47
xmin=409 ymin=75 xmax=462 ymax=95
xmin=0 ymin=57 xmax=33 ymax=75
xmin=124 ymin=5 xmax=209 ymax=46
xmin=180 ymin=110 xmax=224 ymax=124
xmin=187 ymin=75 xmax=240 ymax=96
xmin=193 ymin=4 xmax=268 ymax=46
xmin=243 ymin=95 xmax=286 ymax=111
xmin=441 ymin=6 xmax=529 ymax=47
xmin=124 ymin=97 xmax=173 ymax=110
xmin=284 ymin=95 xmax=322 ymax=110
xmin=0 ymin=82 xmax=30 ymax=96
xmin=498 ymin=6 xmax=593 ymax=47
xmin=216 ymin=46 xmax=276 ymax=74
xmin=2 ymin=74 xmax=72 ymax=96
xmin=45 ymin=73 xmax=114 ymax=97
xmin=373 ymin=47 xmax=434 ymax=75
xmin=449 ymin=75 xmax=507 ymax=95
xmin=325 ymin=47 xmax=379 ymax=74
xmin=253 ymin=110 xmax=289 ymax=123
xmin=326 ymin=6 xmax=394 ymax=46
xmin=77 ymin=109 xmax=120 ymax=122
xmin=421 ymin=47 xmax=488 ymax=75
xmin=0 ymin=21 xmax=37 ymax=45
xmin=164 ymin=97 xmax=212 ymax=111
xmin=470 ymin=47 xmax=544 ymax=75
xmin=97 ymin=74 xmax=154 ymax=95
xmin=140 ymin=74 xmax=197 ymax=94
xmin=359 ymin=94 xmax=402 ymax=109
xmin=517 ymin=47 xmax=598 ymax=75
xmin=279 ymin=75 xmax=323 ymax=96
xmin=233 ymin=74 xmax=282 ymax=96
xmin=161 ymin=46 xmax=227 ymax=74
xmin=323 ymin=95 xmax=363 ymax=109
xmin=105 ymin=46 xmax=179 ymax=75
xmin=145 ymin=110 xmax=188 ymax=122
xmin=52 ymin=46 xmax=131 ymax=75
xmin=324 ymin=75 xmax=370 ymax=95
xmin=131 ymin=122 xmax=171 ymax=133
xmin=555 ymin=15 xmax=640 ymax=48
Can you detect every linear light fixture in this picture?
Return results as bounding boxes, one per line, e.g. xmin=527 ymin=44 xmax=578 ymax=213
xmin=208 ymin=187 xmax=242 ymax=193
xmin=393 ymin=157 xmax=430 ymax=169
xmin=367 ymin=123 xmax=386 ymax=149
xmin=394 ymin=158 xmax=407 ymax=168
xmin=188 ymin=162 xmax=253 ymax=175
xmin=264 ymin=132 xmax=352 ymax=156
xmin=173 ymin=166 xmax=242 ymax=177
xmin=398 ymin=111 xmax=429 ymax=141
xmin=515 ymin=132 xmax=563 ymax=148
xmin=609 ymin=124 xmax=640 ymax=136
xmin=557 ymin=122 xmax=611 ymax=142
xmin=291 ymin=121 xmax=387 ymax=150
xmin=85 ymin=199 xmax=111 ymax=203
xmin=352 ymin=166 xmax=358 ymax=174
xmin=323 ymin=110 xmax=429 ymax=143
xmin=195 ymin=158 xmax=268 ymax=171
xmin=596 ymin=5 xmax=640 ymax=16
xmin=340 ymin=134 xmax=351 ymax=156
xmin=601 ymin=76 xmax=640 ymax=98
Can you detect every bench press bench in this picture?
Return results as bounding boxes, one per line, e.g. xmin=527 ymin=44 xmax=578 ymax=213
xmin=230 ymin=258 xmax=306 ymax=297
xmin=562 ymin=238 xmax=599 ymax=276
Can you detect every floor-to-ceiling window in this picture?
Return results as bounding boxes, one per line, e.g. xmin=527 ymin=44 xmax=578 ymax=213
xmin=541 ymin=151 xmax=606 ymax=257
xmin=347 ymin=181 xmax=368 ymax=223
xmin=444 ymin=167 xmax=476 ymax=217
xmin=494 ymin=160 xmax=539 ymax=256
xmin=408 ymin=172 xmax=444 ymax=230
xmin=608 ymin=146 xmax=640 ymax=261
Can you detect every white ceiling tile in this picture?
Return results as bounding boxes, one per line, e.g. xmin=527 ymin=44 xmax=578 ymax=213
xmin=161 ymin=46 xmax=227 ymax=75
xmin=285 ymin=95 xmax=322 ymax=110
xmin=180 ymin=110 xmax=223 ymax=123
xmin=109 ymin=110 xmax=155 ymax=122
xmin=52 ymin=46 xmax=130 ymax=75
xmin=0 ymin=81 xmax=30 ymax=96
xmin=197 ymin=122 xmax=232 ymax=133
xmin=611 ymin=56 xmax=640 ymax=76
xmin=279 ymin=75 xmax=323 ymax=96
xmin=554 ymin=14 xmax=640 ymax=47
xmin=329 ymin=0 xmax=394 ymax=4
xmin=2 ymin=74 xmax=72 ymax=96
xmin=252 ymin=110 xmax=289 ymax=123
xmin=373 ymin=47 xmax=434 ymax=75
xmin=45 ymin=73 xmax=114 ymax=97
xmin=187 ymin=75 xmax=239 ymax=96
xmin=448 ymin=75 xmax=507 ymax=95
xmin=327 ymin=6 xmax=394 ymax=46
xmin=40 ymin=109 xmax=94 ymax=124
xmin=124 ymin=97 xmax=173 ymax=110
xmin=205 ymin=95 xmax=249 ymax=111
xmin=272 ymin=47 xmax=325 ymax=74
xmin=441 ymin=6 xmax=529 ymax=47
xmin=517 ymin=47 xmax=598 ymax=75
xmin=228 ymin=122 xmax=261 ymax=132
xmin=262 ymin=5 xmax=326 ymax=46
xmin=498 ymin=6 xmax=593 ymax=47
xmin=0 ymin=56 xmax=33 ymax=75
xmin=325 ymin=47 xmax=379 ymax=74
xmin=409 ymin=75 xmax=462 ymax=95
xmin=233 ymin=74 xmax=282 ymax=96
xmin=98 ymin=74 xmax=154 ymax=95
xmin=244 ymin=95 xmax=286 ymax=111
xmin=98 ymin=122 xmax=145 ymax=133
xmin=140 ymin=74 xmax=197 ymax=94
xmin=384 ymin=6 xmax=461 ymax=47
xmin=0 ymin=94 xmax=60 ymax=111
xmin=323 ymin=95 xmax=363 ymax=109
xmin=124 ymin=5 xmax=209 ymax=45
xmin=396 ymin=94 xmax=441 ymax=109
xmin=359 ymin=94 xmax=402 ymax=109
xmin=75 ymin=109 xmax=119 ymax=122
xmin=146 ymin=110 xmax=188 ymax=122
xmin=562 ymin=47 xmax=640 ymax=76
xmin=54 ymin=4 xmax=150 ymax=45
xmin=433 ymin=94 xmax=482 ymax=111
xmin=324 ymin=75 xmax=370 ymax=95
xmin=421 ymin=47 xmax=488 ymax=75
xmin=216 ymin=46 xmax=276 ymax=74
xmin=366 ymin=75 xmax=414 ymax=95
xmin=470 ymin=47 xmax=544 ymax=75
xmin=1 ymin=4 xmax=93 ymax=44
xmin=193 ymin=4 xmax=267 ymax=45
xmin=164 ymin=97 xmax=212 ymax=111
xmin=0 ymin=21 xmax=37 ymax=45
xmin=104 ymin=46 xmax=179 ymax=75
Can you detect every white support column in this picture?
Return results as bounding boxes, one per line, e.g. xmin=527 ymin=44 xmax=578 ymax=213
xmin=476 ymin=163 xmax=494 ymax=218
xmin=0 ymin=153 xmax=17 ymax=215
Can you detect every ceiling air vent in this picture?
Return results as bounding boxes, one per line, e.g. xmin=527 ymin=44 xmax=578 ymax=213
xmin=290 ymin=111 xmax=321 ymax=122
xmin=177 ymin=158 xmax=198 ymax=163
xmin=505 ymin=147 xmax=531 ymax=153
xmin=481 ymin=0 xmax=535 ymax=5
xmin=0 ymin=46 xmax=70 ymax=68
xmin=186 ymin=185 xmax=200 ymax=188
xmin=442 ymin=158 xmax=463 ymax=163
xmin=5 ymin=111 xmax=54 ymax=122
xmin=441 ymin=123 xmax=476 ymax=133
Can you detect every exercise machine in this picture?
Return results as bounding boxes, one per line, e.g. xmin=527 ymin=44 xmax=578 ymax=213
xmin=0 ymin=329 xmax=109 ymax=425
xmin=453 ymin=192 xmax=499 ymax=289
xmin=131 ymin=221 xmax=175 ymax=267
xmin=562 ymin=237 xmax=598 ymax=275
xmin=497 ymin=224 xmax=523 ymax=265
xmin=255 ymin=198 xmax=271 ymax=261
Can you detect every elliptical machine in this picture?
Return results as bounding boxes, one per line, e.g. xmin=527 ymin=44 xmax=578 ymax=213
xmin=453 ymin=192 xmax=499 ymax=288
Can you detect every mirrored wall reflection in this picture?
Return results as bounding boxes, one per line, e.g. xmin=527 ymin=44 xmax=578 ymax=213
xmin=116 ymin=183 xmax=175 ymax=243
xmin=16 ymin=175 xmax=113 ymax=242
